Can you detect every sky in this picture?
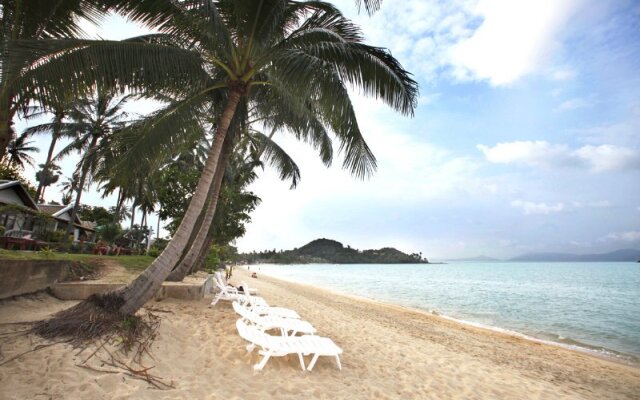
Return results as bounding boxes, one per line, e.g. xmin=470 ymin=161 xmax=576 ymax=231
xmin=15 ymin=0 xmax=640 ymax=260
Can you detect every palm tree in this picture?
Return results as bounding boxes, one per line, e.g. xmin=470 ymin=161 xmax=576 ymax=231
xmin=0 ymin=0 xmax=108 ymax=158
xmin=28 ymin=0 xmax=416 ymax=324
xmin=34 ymin=162 xmax=62 ymax=202
xmin=6 ymin=131 xmax=38 ymax=168
xmin=58 ymin=172 xmax=79 ymax=205
xmin=22 ymin=98 xmax=78 ymax=202
xmin=167 ymin=116 xmax=303 ymax=281
xmin=55 ymin=89 xmax=130 ymax=239
xmin=120 ymin=1 xmax=414 ymax=314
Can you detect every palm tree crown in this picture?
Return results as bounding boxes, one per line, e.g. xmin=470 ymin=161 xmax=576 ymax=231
xmin=24 ymin=0 xmax=418 ymax=316
xmin=7 ymin=131 xmax=38 ymax=168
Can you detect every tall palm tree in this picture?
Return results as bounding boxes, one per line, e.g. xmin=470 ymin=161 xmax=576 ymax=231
xmin=6 ymin=131 xmax=38 ymax=168
xmin=22 ymin=98 xmax=77 ymax=202
xmin=116 ymin=1 xmax=415 ymax=314
xmin=167 ymin=114 xmax=303 ymax=281
xmin=58 ymin=172 xmax=79 ymax=205
xmin=27 ymin=1 xmax=416 ymax=321
xmin=34 ymin=162 xmax=61 ymax=202
xmin=56 ymin=89 xmax=130 ymax=239
xmin=170 ymin=128 xmax=290 ymax=279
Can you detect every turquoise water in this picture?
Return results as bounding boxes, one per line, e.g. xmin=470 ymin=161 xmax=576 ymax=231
xmin=253 ymin=262 xmax=640 ymax=361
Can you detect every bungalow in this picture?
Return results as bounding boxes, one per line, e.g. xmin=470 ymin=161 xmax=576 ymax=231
xmin=0 ymin=180 xmax=96 ymax=242
xmin=38 ymin=204 xmax=96 ymax=242
xmin=0 ymin=180 xmax=39 ymax=233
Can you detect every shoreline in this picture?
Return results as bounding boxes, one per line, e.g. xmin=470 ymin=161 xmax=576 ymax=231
xmin=246 ymin=264 xmax=640 ymax=368
xmin=1 ymin=267 xmax=639 ymax=399
xmin=249 ymin=266 xmax=639 ymax=368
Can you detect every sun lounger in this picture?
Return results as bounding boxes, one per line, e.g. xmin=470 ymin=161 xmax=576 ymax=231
xmin=214 ymin=271 xmax=258 ymax=295
xmin=232 ymin=301 xmax=316 ymax=336
xmin=210 ymin=275 xmax=268 ymax=307
xmin=235 ymin=319 xmax=342 ymax=371
xmin=239 ymin=281 xmax=301 ymax=319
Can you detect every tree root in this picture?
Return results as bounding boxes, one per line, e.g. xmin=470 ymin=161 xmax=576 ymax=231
xmin=1 ymin=293 xmax=174 ymax=390
xmin=31 ymin=293 xmax=126 ymax=344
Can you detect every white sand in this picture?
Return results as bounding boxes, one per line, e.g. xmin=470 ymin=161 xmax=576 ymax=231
xmin=1 ymin=267 xmax=639 ymax=399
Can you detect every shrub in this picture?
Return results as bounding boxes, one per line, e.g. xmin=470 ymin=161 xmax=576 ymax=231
xmin=39 ymin=246 xmax=56 ymax=259
xmin=146 ymin=247 xmax=161 ymax=258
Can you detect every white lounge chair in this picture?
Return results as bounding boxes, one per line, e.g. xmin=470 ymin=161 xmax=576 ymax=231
xmin=215 ymin=271 xmax=258 ymax=295
xmin=210 ymin=275 xmax=268 ymax=307
xmin=232 ymin=301 xmax=316 ymax=336
xmin=235 ymin=319 xmax=342 ymax=371
xmin=239 ymin=281 xmax=301 ymax=319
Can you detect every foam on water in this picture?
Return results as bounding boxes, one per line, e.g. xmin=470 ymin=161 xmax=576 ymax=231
xmin=251 ymin=262 xmax=640 ymax=363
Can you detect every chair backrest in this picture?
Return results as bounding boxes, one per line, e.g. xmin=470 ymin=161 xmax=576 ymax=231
xmin=236 ymin=318 xmax=269 ymax=348
xmin=232 ymin=301 xmax=258 ymax=321
xmin=213 ymin=273 xmax=231 ymax=293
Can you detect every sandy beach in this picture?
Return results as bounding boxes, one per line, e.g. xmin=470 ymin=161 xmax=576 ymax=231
xmin=1 ymin=267 xmax=639 ymax=399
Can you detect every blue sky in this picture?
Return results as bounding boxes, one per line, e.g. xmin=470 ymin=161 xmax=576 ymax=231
xmin=16 ymin=0 xmax=640 ymax=260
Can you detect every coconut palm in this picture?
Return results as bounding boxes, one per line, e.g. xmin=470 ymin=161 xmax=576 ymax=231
xmin=55 ymin=89 xmax=131 ymax=239
xmin=116 ymin=1 xmax=415 ymax=315
xmin=167 ymin=117 xmax=303 ymax=281
xmin=6 ymin=131 xmax=38 ymax=168
xmin=34 ymin=162 xmax=62 ymax=202
xmin=22 ymin=98 xmax=78 ymax=202
xmin=58 ymin=172 xmax=79 ymax=205
xmin=27 ymin=0 xmax=416 ymax=326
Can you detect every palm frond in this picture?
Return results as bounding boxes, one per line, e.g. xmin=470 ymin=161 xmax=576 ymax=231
xmin=247 ymin=129 xmax=301 ymax=188
xmin=10 ymin=38 xmax=209 ymax=108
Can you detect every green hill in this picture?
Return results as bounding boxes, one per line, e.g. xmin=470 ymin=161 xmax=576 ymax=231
xmin=241 ymin=238 xmax=428 ymax=264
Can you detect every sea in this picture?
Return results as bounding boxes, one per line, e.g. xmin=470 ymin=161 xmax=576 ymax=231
xmin=251 ymin=262 xmax=640 ymax=363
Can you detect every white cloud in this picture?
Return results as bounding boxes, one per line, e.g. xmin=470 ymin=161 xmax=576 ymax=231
xmin=418 ymin=93 xmax=441 ymax=106
xmin=574 ymin=145 xmax=640 ymax=172
xmin=510 ymin=200 xmax=565 ymax=215
xmin=602 ymin=231 xmax=640 ymax=242
xmin=551 ymin=67 xmax=577 ymax=81
xmin=558 ymin=97 xmax=592 ymax=112
xmin=477 ymin=141 xmax=573 ymax=168
xmin=572 ymin=119 xmax=640 ymax=147
xmin=449 ymin=0 xmax=583 ymax=85
xmin=478 ymin=141 xmax=640 ymax=172
xmin=336 ymin=0 xmax=583 ymax=86
xmin=572 ymin=200 xmax=611 ymax=209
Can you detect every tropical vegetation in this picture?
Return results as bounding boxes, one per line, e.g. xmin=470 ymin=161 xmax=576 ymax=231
xmin=2 ymin=0 xmax=415 ymax=338
xmin=242 ymin=238 xmax=429 ymax=264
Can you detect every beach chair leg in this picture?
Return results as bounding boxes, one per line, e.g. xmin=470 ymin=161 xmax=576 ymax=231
xmin=246 ymin=343 xmax=256 ymax=353
xmin=254 ymin=351 xmax=272 ymax=371
xmin=307 ymin=354 xmax=320 ymax=371
xmin=210 ymin=294 xmax=221 ymax=306
xmin=335 ymin=355 xmax=342 ymax=370
xmin=298 ymin=353 xmax=306 ymax=371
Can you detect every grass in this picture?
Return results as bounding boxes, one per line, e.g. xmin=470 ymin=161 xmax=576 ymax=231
xmin=114 ymin=256 xmax=155 ymax=272
xmin=0 ymin=249 xmax=154 ymax=272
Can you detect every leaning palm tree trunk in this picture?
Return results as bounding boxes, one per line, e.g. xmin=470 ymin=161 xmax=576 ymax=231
xmin=166 ymin=127 xmax=236 ymax=281
xmin=116 ymin=88 xmax=243 ymax=315
xmin=188 ymin=233 xmax=215 ymax=275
